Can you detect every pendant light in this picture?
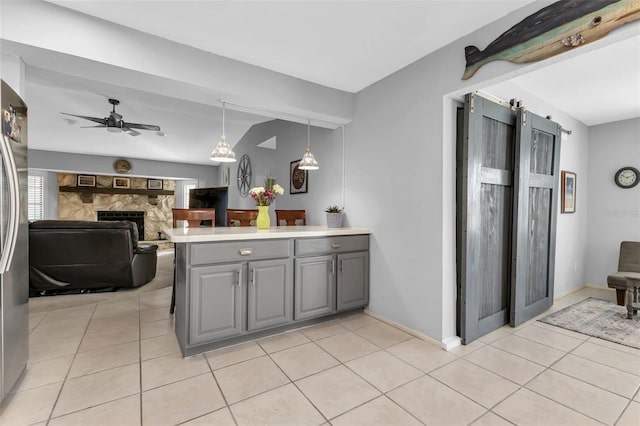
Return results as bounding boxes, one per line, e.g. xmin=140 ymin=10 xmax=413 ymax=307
xmin=298 ymin=119 xmax=319 ymax=170
xmin=210 ymin=101 xmax=237 ymax=162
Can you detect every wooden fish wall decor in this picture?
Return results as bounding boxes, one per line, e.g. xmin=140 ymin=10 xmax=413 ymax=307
xmin=462 ymin=0 xmax=640 ymax=80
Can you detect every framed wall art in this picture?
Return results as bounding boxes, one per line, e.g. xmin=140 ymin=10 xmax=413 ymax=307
xmin=147 ymin=179 xmax=163 ymax=190
xmin=561 ymin=170 xmax=576 ymax=213
xmin=290 ymin=160 xmax=308 ymax=194
xmin=113 ymin=177 xmax=131 ymax=189
xmin=77 ymin=175 xmax=96 ymax=187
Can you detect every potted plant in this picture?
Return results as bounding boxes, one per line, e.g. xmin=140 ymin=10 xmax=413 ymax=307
xmin=325 ymin=205 xmax=344 ymax=228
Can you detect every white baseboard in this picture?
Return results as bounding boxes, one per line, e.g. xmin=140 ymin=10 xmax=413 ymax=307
xmin=441 ymin=336 xmax=462 ymax=351
xmin=585 ymin=283 xmax=615 ymax=291
xmin=363 ymin=309 xmax=450 ymax=350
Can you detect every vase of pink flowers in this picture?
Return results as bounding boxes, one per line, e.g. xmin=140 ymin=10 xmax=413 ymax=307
xmin=249 ymin=179 xmax=284 ymax=229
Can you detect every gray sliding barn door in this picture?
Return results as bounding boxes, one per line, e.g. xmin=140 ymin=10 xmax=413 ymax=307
xmin=459 ymin=93 xmax=516 ymax=343
xmin=510 ymin=109 xmax=561 ymax=327
xmin=458 ymin=93 xmax=562 ymax=342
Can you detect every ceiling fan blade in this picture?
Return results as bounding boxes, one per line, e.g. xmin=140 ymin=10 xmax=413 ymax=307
xmin=124 ymin=122 xmax=161 ymax=131
xmin=61 ymin=112 xmax=106 ymax=125
xmin=80 ymin=125 xmax=107 ymax=128
xmin=127 ymin=129 xmax=141 ymax=137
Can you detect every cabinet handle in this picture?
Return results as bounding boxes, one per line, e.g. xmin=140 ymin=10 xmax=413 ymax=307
xmin=340 ymin=259 xmax=343 ymax=273
xmin=237 ymin=270 xmax=241 ymax=288
xmin=331 ymin=259 xmax=335 ymax=274
xmin=239 ymin=248 xmax=253 ymax=256
xmin=331 ymin=242 xmax=341 ymax=249
xmin=251 ymin=268 xmax=256 ymax=286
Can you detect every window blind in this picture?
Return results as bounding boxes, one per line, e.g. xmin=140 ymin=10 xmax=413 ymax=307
xmin=28 ymin=175 xmax=45 ymax=220
xmin=184 ymin=183 xmax=196 ymax=208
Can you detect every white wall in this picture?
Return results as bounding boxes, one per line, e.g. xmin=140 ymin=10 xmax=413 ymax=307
xmin=586 ymin=118 xmax=640 ymax=286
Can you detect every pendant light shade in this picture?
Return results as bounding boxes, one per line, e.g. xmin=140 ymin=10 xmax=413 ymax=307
xmin=210 ymin=101 xmax=237 ymax=162
xmin=298 ymin=120 xmax=319 ymax=170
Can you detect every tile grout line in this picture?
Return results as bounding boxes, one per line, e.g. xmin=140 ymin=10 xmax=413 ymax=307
xmin=521 ymin=350 xmax=625 ymax=426
xmin=471 ymin=336 xmax=634 ymax=422
xmin=138 ymin=291 xmax=144 ymax=426
xmin=548 ymin=352 xmax=640 ymax=399
xmin=567 ymin=340 xmax=640 ymax=378
xmin=263 ymin=343 xmax=332 ymax=425
xmin=44 ymin=302 xmax=99 ymax=425
xmin=23 ymin=288 xmax=636 ymax=426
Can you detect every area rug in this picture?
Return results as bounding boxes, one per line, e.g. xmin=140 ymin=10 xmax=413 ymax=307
xmin=539 ymin=297 xmax=640 ymax=349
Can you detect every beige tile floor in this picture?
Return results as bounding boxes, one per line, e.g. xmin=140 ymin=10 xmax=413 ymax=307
xmin=1 ymin=285 xmax=639 ymax=426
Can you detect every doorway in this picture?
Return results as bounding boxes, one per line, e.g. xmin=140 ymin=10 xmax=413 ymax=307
xmin=456 ymin=92 xmax=562 ymax=344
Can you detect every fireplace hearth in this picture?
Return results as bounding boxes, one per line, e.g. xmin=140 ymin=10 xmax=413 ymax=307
xmin=97 ymin=211 xmax=145 ymax=239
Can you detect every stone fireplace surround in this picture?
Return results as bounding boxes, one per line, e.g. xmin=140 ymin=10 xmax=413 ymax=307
xmin=57 ymin=173 xmax=175 ymax=242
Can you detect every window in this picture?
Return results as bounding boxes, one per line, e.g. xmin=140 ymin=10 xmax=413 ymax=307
xmin=183 ymin=182 xmax=196 ymax=208
xmin=28 ymin=174 xmax=45 ymax=220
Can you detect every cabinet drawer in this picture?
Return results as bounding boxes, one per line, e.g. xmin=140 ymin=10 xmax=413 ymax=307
xmin=191 ymin=240 xmax=290 ymax=265
xmin=295 ymin=235 xmax=369 ymax=256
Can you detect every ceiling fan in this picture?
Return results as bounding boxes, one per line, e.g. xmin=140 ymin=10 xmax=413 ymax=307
xmin=62 ymin=98 xmax=163 ymax=137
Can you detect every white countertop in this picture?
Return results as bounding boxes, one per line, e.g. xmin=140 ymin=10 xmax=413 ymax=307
xmin=162 ymin=226 xmax=372 ymax=243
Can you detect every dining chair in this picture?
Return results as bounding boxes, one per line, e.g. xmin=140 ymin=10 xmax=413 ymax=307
xmin=172 ymin=208 xmax=216 ymax=228
xmin=226 ymin=209 xmax=258 ymax=227
xmin=275 ymin=209 xmax=306 ymax=226
xmin=170 ymin=208 xmax=216 ymax=314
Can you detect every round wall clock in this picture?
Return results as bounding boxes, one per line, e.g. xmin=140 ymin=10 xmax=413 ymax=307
xmin=614 ymin=166 xmax=639 ymax=189
xmin=237 ymin=154 xmax=252 ymax=197
xmin=114 ymin=159 xmax=131 ymax=174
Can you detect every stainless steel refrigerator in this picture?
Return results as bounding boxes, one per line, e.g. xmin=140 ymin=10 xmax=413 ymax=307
xmin=0 ymin=80 xmax=29 ymax=402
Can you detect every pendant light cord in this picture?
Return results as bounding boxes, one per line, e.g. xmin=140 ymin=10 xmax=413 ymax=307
xmin=307 ymin=119 xmax=311 ymax=147
xmin=222 ymin=101 xmax=226 ymax=138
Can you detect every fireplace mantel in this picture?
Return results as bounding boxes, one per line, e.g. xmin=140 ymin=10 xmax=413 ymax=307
xmin=59 ymin=186 xmax=174 ymax=203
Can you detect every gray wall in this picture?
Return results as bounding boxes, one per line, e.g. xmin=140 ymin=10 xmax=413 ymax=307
xmin=225 ymin=119 xmax=343 ymax=226
xmin=586 ymin=118 xmax=640 ymax=286
xmin=225 ymin=120 xmax=280 ymax=217
xmin=29 ymin=149 xmax=219 ymax=219
xmin=29 ymin=149 xmax=219 ymax=185
xmin=345 ymin=1 xmax=618 ymax=342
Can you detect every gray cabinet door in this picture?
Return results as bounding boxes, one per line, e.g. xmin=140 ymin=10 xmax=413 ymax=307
xmin=189 ymin=263 xmax=242 ymax=345
xmin=294 ymin=255 xmax=335 ymax=320
xmin=337 ymin=252 xmax=369 ymax=311
xmin=247 ymin=258 xmax=292 ymax=331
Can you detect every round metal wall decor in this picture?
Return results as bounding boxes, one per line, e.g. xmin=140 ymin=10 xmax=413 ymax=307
xmin=237 ymin=154 xmax=252 ymax=197
xmin=114 ymin=159 xmax=131 ymax=174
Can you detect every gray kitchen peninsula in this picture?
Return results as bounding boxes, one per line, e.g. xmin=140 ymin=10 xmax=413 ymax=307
xmin=163 ymin=226 xmax=371 ymax=356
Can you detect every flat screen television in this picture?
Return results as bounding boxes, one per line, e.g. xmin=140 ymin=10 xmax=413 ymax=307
xmin=188 ymin=187 xmax=228 ymax=227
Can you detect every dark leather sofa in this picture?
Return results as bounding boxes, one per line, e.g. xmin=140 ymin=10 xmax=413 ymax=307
xmin=29 ymin=220 xmax=158 ymax=295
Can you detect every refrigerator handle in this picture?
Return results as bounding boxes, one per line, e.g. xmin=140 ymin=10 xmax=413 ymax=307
xmin=0 ymin=135 xmax=19 ymax=274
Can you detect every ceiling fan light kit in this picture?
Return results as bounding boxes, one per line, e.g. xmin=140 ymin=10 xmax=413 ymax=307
xmin=298 ymin=119 xmax=319 ymax=170
xmin=210 ymin=100 xmax=237 ymax=162
xmin=61 ymin=98 xmax=162 ymax=137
